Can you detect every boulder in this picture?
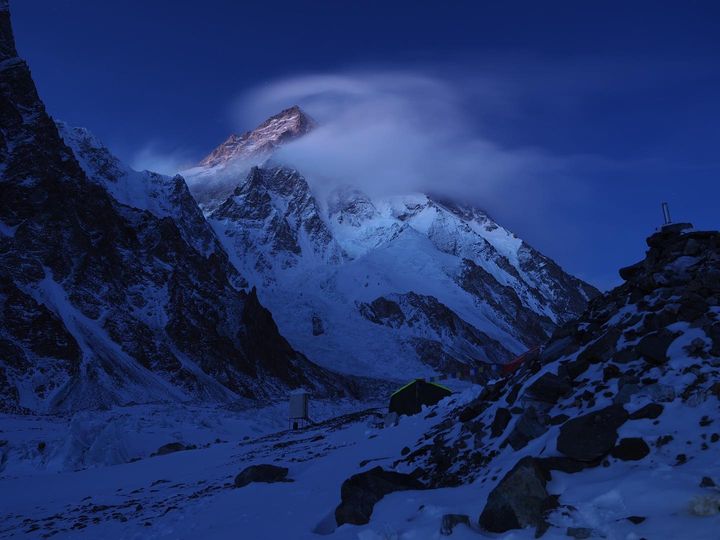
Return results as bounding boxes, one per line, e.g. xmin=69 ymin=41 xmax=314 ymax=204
xmin=557 ymin=405 xmax=628 ymax=461
xmin=700 ymin=476 xmax=716 ymax=488
xmin=440 ymin=514 xmax=471 ymax=536
xmin=629 ymin=402 xmax=664 ymax=420
xmin=335 ymin=467 xmax=424 ymax=526
xmin=525 ymin=373 xmax=571 ymax=404
xmin=577 ymin=329 xmax=620 ymax=365
xmin=611 ymin=438 xmax=650 ymax=461
xmin=478 ymin=457 xmax=554 ymax=534
xmin=234 ymin=464 xmax=289 ymax=488
xmin=154 ymin=442 xmax=186 ymax=456
xmin=490 ymin=407 xmax=512 ymax=438
xmin=558 ymin=357 xmax=590 ymax=380
xmin=504 ymin=407 xmax=548 ymax=451
xmin=636 ymin=330 xmax=677 ymax=364
xmin=619 ymin=260 xmax=645 ymax=281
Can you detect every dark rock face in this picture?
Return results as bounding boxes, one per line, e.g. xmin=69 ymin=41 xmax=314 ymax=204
xmin=0 ymin=7 xmax=350 ymax=412
xmin=210 ymin=166 xmax=344 ymax=278
xmin=478 ymin=457 xmax=554 ymax=534
xmin=457 ymin=259 xmax=557 ymax=348
xmin=611 ymin=438 xmax=650 ymax=461
xmin=335 ymin=467 xmax=424 ymax=526
xmin=557 ymin=405 xmax=628 ymax=461
xmin=234 ymin=464 xmax=289 ymax=488
xmin=360 ymin=291 xmax=512 ymax=372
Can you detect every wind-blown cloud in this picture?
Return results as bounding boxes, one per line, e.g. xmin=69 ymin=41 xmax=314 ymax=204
xmin=234 ymin=71 xmax=588 ymax=224
xmin=131 ymin=143 xmax=195 ymax=176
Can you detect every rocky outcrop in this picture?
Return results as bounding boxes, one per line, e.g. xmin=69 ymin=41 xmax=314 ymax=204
xmin=334 ymin=467 xmax=424 ymax=526
xmin=478 ymin=457 xmax=554 ymax=534
xmin=393 ymin=224 xmax=720 ymax=535
xmin=359 ymin=292 xmax=512 ymax=372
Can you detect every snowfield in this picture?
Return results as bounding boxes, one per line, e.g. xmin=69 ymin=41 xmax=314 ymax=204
xmin=1 ymin=380 xmax=719 ymax=539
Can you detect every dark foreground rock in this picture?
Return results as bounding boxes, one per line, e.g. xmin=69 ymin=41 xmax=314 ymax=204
xmin=234 ymin=464 xmax=289 ymax=488
xmin=153 ymin=442 xmax=187 ymax=456
xmin=335 ymin=467 xmax=424 ymax=526
xmin=611 ymin=438 xmax=650 ymax=461
xmin=556 ymin=405 xmax=628 ymax=461
xmin=478 ymin=457 xmax=554 ymax=534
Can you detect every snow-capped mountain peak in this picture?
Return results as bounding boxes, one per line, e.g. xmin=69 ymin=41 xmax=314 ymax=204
xmin=198 ymin=105 xmax=315 ymax=169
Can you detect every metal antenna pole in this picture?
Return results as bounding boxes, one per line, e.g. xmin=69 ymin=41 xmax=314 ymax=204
xmin=661 ymin=202 xmax=672 ymax=225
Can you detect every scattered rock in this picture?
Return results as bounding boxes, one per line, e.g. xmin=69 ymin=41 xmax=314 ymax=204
xmin=611 ymin=438 xmax=650 ymax=461
xmin=629 ymin=403 xmax=664 ymax=420
xmin=335 ymin=467 xmax=424 ymax=526
xmin=153 ymin=442 xmax=186 ymax=456
xmin=458 ymin=405 xmax=481 ymax=423
xmin=504 ymin=406 xmax=548 ymax=450
xmin=577 ymin=329 xmax=620 ymax=364
xmin=557 ymin=405 xmax=628 ymax=462
xmin=636 ymin=330 xmax=677 ymax=364
xmin=700 ymin=476 xmax=716 ymax=488
xmin=478 ymin=457 xmax=554 ymax=534
xmin=234 ymin=464 xmax=289 ymax=488
xmin=490 ymin=407 xmax=512 ymax=438
xmin=567 ymin=526 xmax=593 ymax=538
xmin=440 ymin=513 xmax=471 ymax=536
xmin=311 ymin=314 xmax=324 ymax=336
xmin=525 ymin=372 xmax=571 ymax=404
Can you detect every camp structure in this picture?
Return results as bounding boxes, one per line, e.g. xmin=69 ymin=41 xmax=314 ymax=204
xmin=388 ymin=379 xmax=452 ymax=417
xmin=288 ymin=389 xmax=310 ymax=430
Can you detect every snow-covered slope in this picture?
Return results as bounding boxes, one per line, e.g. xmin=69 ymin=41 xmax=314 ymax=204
xmin=384 ymin=223 xmax=720 ymax=537
xmin=4 ymin=222 xmax=720 ymax=540
xmin=192 ymin=154 xmax=597 ymax=381
xmin=0 ymin=7 xmax=354 ymax=413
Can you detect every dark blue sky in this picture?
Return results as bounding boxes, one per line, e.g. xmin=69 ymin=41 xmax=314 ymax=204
xmin=11 ymin=1 xmax=720 ymax=289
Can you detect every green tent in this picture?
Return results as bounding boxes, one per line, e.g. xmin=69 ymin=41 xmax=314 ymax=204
xmin=389 ymin=379 xmax=452 ymax=417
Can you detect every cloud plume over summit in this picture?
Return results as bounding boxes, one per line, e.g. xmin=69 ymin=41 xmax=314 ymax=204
xmin=233 ymin=71 xmax=587 ymax=226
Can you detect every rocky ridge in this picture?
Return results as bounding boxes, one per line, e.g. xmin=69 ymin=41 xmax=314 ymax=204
xmin=387 ymin=223 xmax=720 ymax=535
